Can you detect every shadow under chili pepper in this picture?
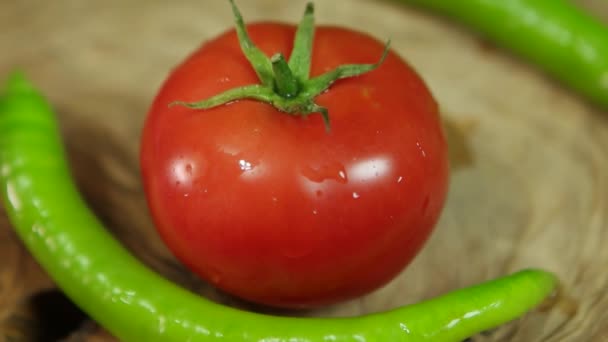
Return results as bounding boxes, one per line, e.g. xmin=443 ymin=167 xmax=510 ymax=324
xmin=0 ymin=289 xmax=87 ymax=341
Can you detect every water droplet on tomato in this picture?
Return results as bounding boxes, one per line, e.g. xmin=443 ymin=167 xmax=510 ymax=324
xmin=301 ymin=161 xmax=348 ymax=184
xmin=397 ymin=176 xmax=403 ymax=183
xmin=238 ymin=159 xmax=253 ymax=171
xmin=312 ymin=209 xmax=318 ymax=215
xmin=416 ymin=142 xmax=427 ymax=158
xmin=352 ymin=192 xmax=360 ymax=199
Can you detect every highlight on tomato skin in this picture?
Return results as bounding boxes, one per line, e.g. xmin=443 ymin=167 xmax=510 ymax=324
xmin=140 ymin=5 xmax=449 ymax=309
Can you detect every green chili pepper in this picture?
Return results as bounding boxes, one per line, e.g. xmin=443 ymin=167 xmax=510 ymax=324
xmin=0 ymin=71 xmax=557 ymax=341
xmin=398 ymin=0 xmax=608 ymax=109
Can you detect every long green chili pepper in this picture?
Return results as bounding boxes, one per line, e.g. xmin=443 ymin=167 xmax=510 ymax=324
xmin=398 ymin=0 xmax=608 ymax=110
xmin=0 ymin=72 xmax=557 ymax=341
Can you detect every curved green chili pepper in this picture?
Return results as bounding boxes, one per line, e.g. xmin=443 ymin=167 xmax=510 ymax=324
xmin=398 ymin=0 xmax=608 ymax=109
xmin=0 ymin=71 xmax=557 ymax=341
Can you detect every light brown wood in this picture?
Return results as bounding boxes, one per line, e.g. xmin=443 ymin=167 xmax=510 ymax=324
xmin=1 ymin=1 xmax=607 ymax=341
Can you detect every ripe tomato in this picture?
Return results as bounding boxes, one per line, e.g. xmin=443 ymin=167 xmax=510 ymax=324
xmin=140 ymin=20 xmax=448 ymax=308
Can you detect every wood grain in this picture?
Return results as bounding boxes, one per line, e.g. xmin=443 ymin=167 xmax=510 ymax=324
xmin=1 ymin=1 xmax=607 ymax=341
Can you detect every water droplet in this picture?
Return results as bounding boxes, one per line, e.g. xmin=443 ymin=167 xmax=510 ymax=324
xmin=301 ymin=162 xmax=348 ymax=184
xmin=312 ymin=209 xmax=318 ymax=215
xmin=397 ymin=176 xmax=403 ymax=183
xmin=185 ymin=164 xmax=193 ymax=174
xmin=352 ymin=192 xmax=360 ymax=199
xmin=183 ymin=193 xmax=190 ymax=198
xmin=272 ymin=196 xmax=278 ymax=202
xmin=416 ymin=142 xmax=427 ymax=158
xmin=238 ymin=159 xmax=253 ymax=171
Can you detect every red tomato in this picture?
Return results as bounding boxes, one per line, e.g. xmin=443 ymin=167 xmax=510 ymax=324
xmin=140 ymin=22 xmax=449 ymax=308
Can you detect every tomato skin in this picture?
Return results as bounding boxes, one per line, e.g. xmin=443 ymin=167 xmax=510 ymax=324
xmin=140 ymin=22 xmax=449 ymax=308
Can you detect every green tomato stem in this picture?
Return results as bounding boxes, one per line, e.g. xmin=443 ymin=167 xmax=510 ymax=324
xmin=288 ymin=2 xmax=315 ymax=81
xmin=227 ymin=0 xmax=274 ymax=88
xmin=271 ymin=53 xmax=300 ymax=98
xmin=170 ymin=0 xmax=390 ymax=131
xmin=1 ymin=71 xmax=559 ymax=342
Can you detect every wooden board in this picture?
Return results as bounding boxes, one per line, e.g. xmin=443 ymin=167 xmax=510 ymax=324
xmin=1 ymin=1 xmax=607 ymax=340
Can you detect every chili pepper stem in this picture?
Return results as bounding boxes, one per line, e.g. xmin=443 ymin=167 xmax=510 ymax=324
xmin=169 ymin=0 xmax=391 ymax=131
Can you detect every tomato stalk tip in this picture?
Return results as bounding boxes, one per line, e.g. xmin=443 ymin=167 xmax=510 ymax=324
xmin=170 ymin=0 xmax=391 ymax=131
xmin=271 ymin=53 xmax=299 ymax=99
xmin=288 ymin=2 xmax=315 ymax=81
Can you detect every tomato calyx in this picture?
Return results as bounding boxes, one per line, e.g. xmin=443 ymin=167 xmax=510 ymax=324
xmin=170 ymin=0 xmax=390 ymax=131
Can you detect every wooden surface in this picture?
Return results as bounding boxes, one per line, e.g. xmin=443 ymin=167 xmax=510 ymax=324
xmin=1 ymin=1 xmax=608 ymax=341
